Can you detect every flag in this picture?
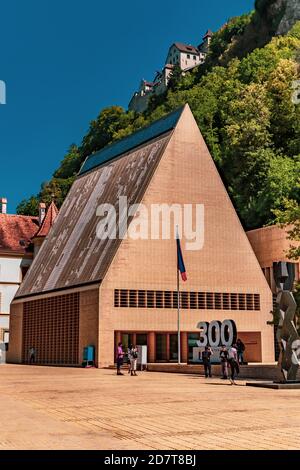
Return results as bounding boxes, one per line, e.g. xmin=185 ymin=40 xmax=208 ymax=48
xmin=176 ymin=234 xmax=187 ymax=282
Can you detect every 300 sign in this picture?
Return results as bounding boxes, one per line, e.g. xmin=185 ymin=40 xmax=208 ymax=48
xmin=197 ymin=320 xmax=237 ymax=347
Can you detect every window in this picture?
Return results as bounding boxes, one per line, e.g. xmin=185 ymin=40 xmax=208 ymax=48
xmin=114 ymin=290 xmax=261 ymax=311
xmin=187 ymin=54 xmax=190 ymax=59
xmin=193 ymin=55 xmax=197 ymax=60
xmin=181 ymin=291 xmax=189 ymax=309
xmin=230 ymin=293 xmax=238 ymax=310
xmin=206 ymin=293 xmax=214 ymax=309
xmin=138 ymin=291 xmax=146 ymax=308
xmin=147 ymin=291 xmax=155 ymax=308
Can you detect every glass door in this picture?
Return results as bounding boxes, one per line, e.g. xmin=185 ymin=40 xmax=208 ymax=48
xmin=169 ymin=334 xmax=178 ymax=362
xmin=155 ymin=334 xmax=167 ymax=361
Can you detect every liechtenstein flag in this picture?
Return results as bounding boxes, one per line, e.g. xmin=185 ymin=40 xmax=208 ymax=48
xmin=176 ymin=234 xmax=187 ymax=282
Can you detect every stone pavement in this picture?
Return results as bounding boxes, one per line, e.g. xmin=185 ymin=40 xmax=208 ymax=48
xmin=0 ymin=364 xmax=299 ymax=450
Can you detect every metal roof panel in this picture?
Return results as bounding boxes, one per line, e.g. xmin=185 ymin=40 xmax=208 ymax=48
xmin=79 ymin=107 xmax=183 ymax=175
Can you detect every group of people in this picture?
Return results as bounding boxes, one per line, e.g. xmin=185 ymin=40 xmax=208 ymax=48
xmin=116 ymin=342 xmax=138 ymax=376
xmin=201 ymin=339 xmax=245 ymax=385
xmin=116 ymin=339 xmax=246 ymax=383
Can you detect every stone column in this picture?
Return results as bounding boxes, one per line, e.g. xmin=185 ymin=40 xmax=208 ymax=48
xmin=181 ymin=332 xmax=188 ymax=364
xmin=166 ymin=334 xmax=170 ymax=362
xmin=148 ymin=332 xmax=155 ymax=363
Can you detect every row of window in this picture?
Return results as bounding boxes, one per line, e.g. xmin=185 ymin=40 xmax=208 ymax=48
xmin=114 ymin=290 xmax=260 ymax=311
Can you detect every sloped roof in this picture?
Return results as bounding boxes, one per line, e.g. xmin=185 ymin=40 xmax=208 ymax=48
xmin=79 ymin=107 xmax=183 ymax=175
xmin=173 ymin=43 xmax=199 ymax=55
xmin=15 ymin=108 xmax=181 ymax=298
xmin=0 ymin=214 xmax=39 ymax=255
xmin=203 ymin=29 xmax=213 ymax=38
xmin=34 ymin=201 xmax=58 ymax=238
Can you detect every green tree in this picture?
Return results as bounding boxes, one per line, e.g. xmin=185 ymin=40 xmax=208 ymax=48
xmin=275 ymin=197 xmax=300 ymax=260
xmin=167 ymin=65 xmax=183 ymax=92
xmin=17 ymin=196 xmax=40 ymax=216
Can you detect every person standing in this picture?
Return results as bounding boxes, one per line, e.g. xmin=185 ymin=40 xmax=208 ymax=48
xmin=127 ymin=345 xmax=132 ymax=374
xmin=201 ymin=346 xmax=213 ymax=378
xmin=129 ymin=345 xmax=138 ymax=376
xmin=228 ymin=344 xmax=240 ymax=384
xmin=29 ymin=347 xmax=36 ymax=364
xmin=236 ymin=339 xmax=245 ymax=365
xmin=116 ymin=342 xmax=124 ymax=375
xmin=219 ymin=345 xmax=229 ymax=379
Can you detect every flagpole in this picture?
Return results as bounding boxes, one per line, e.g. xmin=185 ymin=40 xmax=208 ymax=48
xmin=177 ymin=264 xmax=181 ymax=365
xmin=176 ymin=225 xmax=181 ymax=365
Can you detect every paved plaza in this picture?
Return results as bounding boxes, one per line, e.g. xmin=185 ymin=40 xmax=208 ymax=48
xmin=0 ymin=364 xmax=300 ymax=450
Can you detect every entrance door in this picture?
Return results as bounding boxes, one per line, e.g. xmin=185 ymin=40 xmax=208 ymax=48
xmin=169 ymin=334 xmax=178 ymax=362
xmin=155 ymin=334 xmax=167 ymax=361
xmin=121 ymin=333 xmax=133 ymax=353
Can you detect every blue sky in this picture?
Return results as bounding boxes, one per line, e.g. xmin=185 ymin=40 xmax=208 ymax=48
xmin=0 ymin=0 xmax=255 ymax=213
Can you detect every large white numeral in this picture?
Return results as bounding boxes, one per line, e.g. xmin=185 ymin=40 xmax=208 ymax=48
xmin=221 ymin=320 xmax=236 ymax=347
xmin=208 ymin=321 xmax=222 ymax=347
xmin=197 ymin=319 xmax=237 ymax=347
xmin=197 ymin=321 xmax=209 ymax=347
xmin=292 ymin=80 xmax=300 ymax=105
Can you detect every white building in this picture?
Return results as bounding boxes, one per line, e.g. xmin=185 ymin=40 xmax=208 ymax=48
xmin=128 ymin=30 xmax=213 ymax=113
xmin=128 ymin=80 xmax=154 ymax=114
xmin=165 ymin=42 xmax=204 ymax=70
xmin=0 ymin=198 xmax=58 ymax=344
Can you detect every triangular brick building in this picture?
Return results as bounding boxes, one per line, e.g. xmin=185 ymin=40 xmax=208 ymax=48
xmin=8 ymin=105 xmax=274 ymax=366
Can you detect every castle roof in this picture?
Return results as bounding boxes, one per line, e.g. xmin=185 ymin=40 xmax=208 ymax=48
xmin=203 ymin=29 xmax=213 ymax=39
xmin=173 ymin=43 xmax=199 ymax=55
xmin=34 ymin=201 xmax=59 ymax=238
xmin=0 ymin=214 xmax=39 ymax=255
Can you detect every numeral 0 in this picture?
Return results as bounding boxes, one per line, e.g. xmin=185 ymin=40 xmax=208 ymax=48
xmin=197 ymin=319 xmax=237 ymax=347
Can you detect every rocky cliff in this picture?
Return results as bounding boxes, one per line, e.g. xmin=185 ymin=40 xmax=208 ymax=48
xmin=277 ymin=0 xmax=300 ymax=35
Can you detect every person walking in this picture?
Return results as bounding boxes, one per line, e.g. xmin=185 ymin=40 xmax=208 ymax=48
xmin=201 ymin=346 xmax=213 ymax=378
xmin=219 ymin=345 xmax=229 ymax=379
xmin=29 ymin=347 xmax=36 ymax=364
xmin=116 ymin=342 xmax=124 ymax=375
xmin=127 ymin=345 xmax=132 ymax=374
xmin=128 ymin=345 xmax=138 ymax=376
xmin=236 ymin=339 xmax=245 ymax=365
xmin=228 ymin=344 xmax=240 ymax=384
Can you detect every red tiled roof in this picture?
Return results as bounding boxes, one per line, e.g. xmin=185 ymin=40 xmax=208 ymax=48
xmin=173 ymin=43 xmax=199 ymax=55
xmin=0 ymin=214 xmax=39 ymax=255
xmin=34 ymin=201 xmax=58 ymax=238
xmin=143 ymin=81 xmax=154 ymax=87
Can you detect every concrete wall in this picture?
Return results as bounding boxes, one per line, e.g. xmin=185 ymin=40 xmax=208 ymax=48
xmin=99 ymin=106 xmax=274 ymax=367
xmin=0 ymin=256 xmax=22 ymax=319
xmin=6 ymin=302 xmax=23 ymax=363
xmin=247 ymin=225 xmax=300 ymax=268
xmin=0 ymin=255 xmax=32 ymax=337
xmin=79 ymin=289 xmax=99 ymax=366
